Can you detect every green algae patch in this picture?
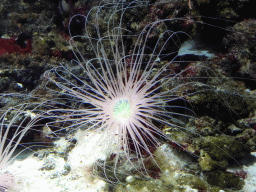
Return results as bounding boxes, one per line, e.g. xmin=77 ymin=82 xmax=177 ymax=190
xmin=206 ymin=170 xmax=245 ymax=190
xmin=190 ymin=88 xmax=250 ymax=122
xmin=114 ymin=178 xmax=174 ymax=192
xmin=114 ymin=171 xmax=209 ymax=192
xmin=236 ymin=128 xmax=256 ymax=151
xmin=199 ymin=135 xmax=249 ymax=161
xmin=199 ymin=151 xmax=228 ymax=171
xmin=174 ymin=173 xmax=208 ymax=191
xmin=195 ymin=0 xmax=211 ymax=6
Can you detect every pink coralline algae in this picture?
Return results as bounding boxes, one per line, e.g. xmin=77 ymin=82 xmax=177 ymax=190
xmin=0 ymin=38 xmax=32 ymax=56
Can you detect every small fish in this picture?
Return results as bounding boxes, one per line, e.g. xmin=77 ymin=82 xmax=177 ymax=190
xmin=59 ymin=0 xmax=75 ymax=15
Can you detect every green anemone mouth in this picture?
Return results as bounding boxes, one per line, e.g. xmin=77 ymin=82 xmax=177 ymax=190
xmin=113 ymin=99 xmax=131 ymax=121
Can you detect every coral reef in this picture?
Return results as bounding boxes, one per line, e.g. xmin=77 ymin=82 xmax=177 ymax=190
xmin=0 ymin=0 xmax=255 ymax=191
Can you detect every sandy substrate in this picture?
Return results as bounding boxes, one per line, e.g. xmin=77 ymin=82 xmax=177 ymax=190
xmin=242 ymin=152 xmax=256 ymax=192
xmin=5 ymin=130 xmax=108 ymax=192
xmin=4 ymin=133 xmax=256 ymax=192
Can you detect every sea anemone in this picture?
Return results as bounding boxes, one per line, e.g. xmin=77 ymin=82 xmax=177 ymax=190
xmin=44 ymin=0 xmax=201 ymax=181
xmin=43 ymin=0 xmax=253 ymax=185
xmin=0 ymin=104 xmax=42 ymax=191
xmin=0 ymin=0 xmax=254 ymax=191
